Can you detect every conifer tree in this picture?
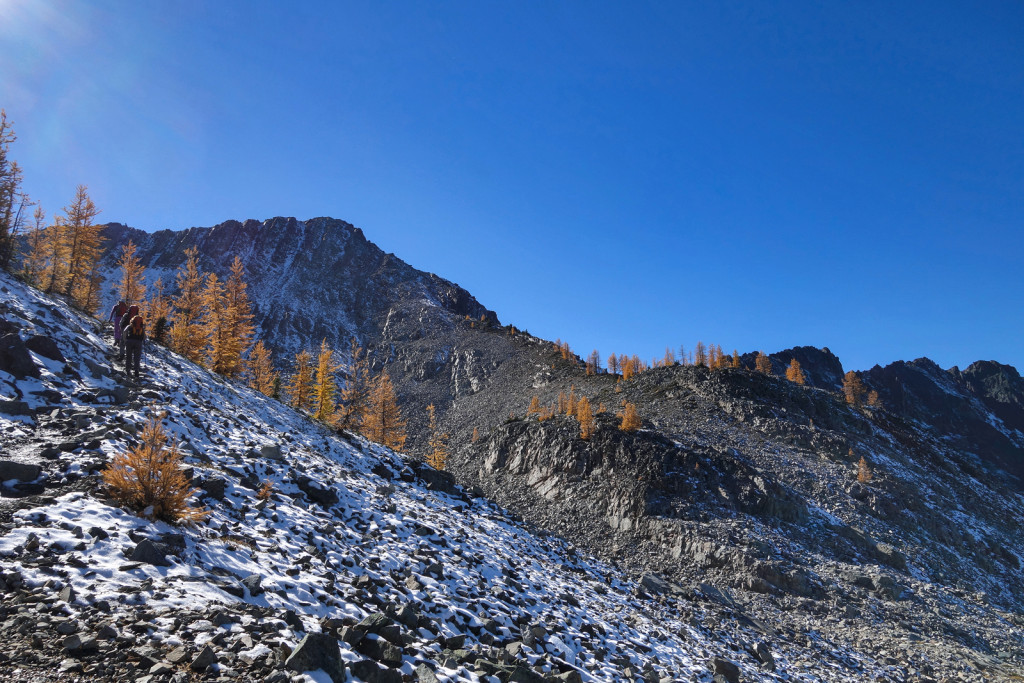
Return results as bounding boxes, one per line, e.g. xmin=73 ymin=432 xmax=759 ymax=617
xmin=843 ymin=371 xmax=867 ymax=407
xmin=755 ymin=351 xmax=772 ymax=375
xmin=286 ymin=349 xmax=314 ymax=411
xmin=102 ymin=413 xmax=208 ymax=524
xmin=0 ymin=110 xmax=30 ymax=271
xmin=576 ymin=397 xmax=595 ymax=440
xmin=312 ymin=338 xmax=341 ymax=423
xmin=731 ymin=349 xmax=740 ymax=369
xmin=607 ymin=353 xmax=620 ymax=375
xmin=557 ymin=390 xmax=568 ymax=415
xmin=245 ymin=340 xmax=278 ymax=397
xmin=586 ymin=349 xmax=601 ymax=376
xmin=567 ymin=384 xmax=578 ymax=417
xmin=337 ymin=338 xmax=371 ymax=432
xmin=217 ymin=256 xmax=255 ymax=377
xmin=170 ymin=247 xmax=205 ymax=363
xmin=21 ymin=206 xmax=47 ymax=287
xmin=867 ymin=390 xmax=883 ymax=410
xmin=664 ymin=347 xmax=676 ymax=367
xmin=363 ymin=371 xmax=406 ymax=451
xmin=786 ymin=359 xmax=806 ymax=385
xmin=202 ymin=272 xmax=228 ymax=372
xmin=61 ymin=185 xmax=103 ymax=308
xmin=857 ymin=456 xmax=873 ymax=483
xmin=40 ymin=215 xmax=69 ymax=294
xmin=694 ymin=341 xmax=707 ymax=367
xmin=115 ymin=240 xmax=146 ymax=307
xmin=621 ymin=357 xmax=635 ymax=381
xmin=618 ymin=402 xmax=641 ymax=432
xmin=426 ymin=404 xmax=448 ymax=470
xmin=527 ymin=395 xmax=541 ymax=415
xmin=146 ymin=277 xmax=172 ymax=343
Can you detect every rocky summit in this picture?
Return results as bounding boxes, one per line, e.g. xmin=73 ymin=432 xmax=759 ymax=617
xmin=0 ymin=216 xmax=1012 ymax=682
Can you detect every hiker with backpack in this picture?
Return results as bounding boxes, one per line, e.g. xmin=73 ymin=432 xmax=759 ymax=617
xmin=108 ymin=300 xmax=128 ymax=354
xmin=122 ymin=313 xmax=146 ymax=381
xmin=117 ymin=304 xmax=139 ymax=361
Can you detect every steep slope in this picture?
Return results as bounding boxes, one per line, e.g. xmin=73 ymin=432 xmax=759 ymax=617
xmin=84 ymin=217 xmax=1024 ymax=680
xmin=0 ymin=270 xmax=916 ymax=683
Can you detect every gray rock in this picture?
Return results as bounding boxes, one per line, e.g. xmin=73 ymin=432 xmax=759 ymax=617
xmin=0 ymin=460 xmax=41 ymax=482
xmin=348 ymin=658 xmax=403 ymax=683
xmin=131 ymin=539 xmax=170 ymax=567
xmin=752 ymin=641 xmax=775 ymax=670
xmin=241 ymin=573 xmax=264 ymax=597
xmin=0 ymin=332 xmax=40 ymax=379
xmin=296 ymin=475 xmax=339 ymax=507
xmin=709 ymin=656 xmax=740 ymax=683
xmin=640 ymin=573 xmax=672 ymax=594
xmin=259 ymin=444 xmax=284 ymax=460
xmin=25 ymin=335 xmax=65 ymax=361
xmin=415 ymin=663 xmax=440 ymax=682
xmin=356 ymin=634 xmax=403 ymax=666
xmin=285 ymin=632 xmax=345 ymax=683
xmin=190 ymin=644 xmax=217 ymax=671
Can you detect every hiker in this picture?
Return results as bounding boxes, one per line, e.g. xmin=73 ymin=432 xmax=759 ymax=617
xmin=117 ymin=305 xmax=139 ymax=361
xmin=108 ymin=300 xmax=127 ymax=352
xmin=122 ymin=313 xmax=146 ymax=380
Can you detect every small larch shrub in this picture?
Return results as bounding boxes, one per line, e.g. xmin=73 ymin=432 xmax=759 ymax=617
xmin=102 ymin=413 xmax=208 ymax=524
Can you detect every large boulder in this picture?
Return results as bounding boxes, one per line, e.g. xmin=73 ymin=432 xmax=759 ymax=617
xmin=0 ymin=333 xmax=39 ymax=379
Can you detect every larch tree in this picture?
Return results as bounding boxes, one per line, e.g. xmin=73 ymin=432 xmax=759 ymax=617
xmin=221 ymin=255 xmax=255 ymax=376
xmin=618 ymin=402 xmax=641 ymax=432
xmin=857 ymin=456 xmax=873 ymax=483
xmin=527 ymin=395 xmax=541 ymax=415
xmin=843 ymin=371 xmax=867 ymax=407
xmin=337 ymin=338 xmax=372 ymax=432
xmin=363 ymin=371 xmax=406 ymax=451
xmin=755 ymin=351 xmax=772 ymax=375
xmin=41 ymin=215 xmax=69 ymax=294
xmin=607 ymin=353 xmax=620 ymax=376
xmin=586 ymin=349 xmax=601 ymax=376
xmin=0 ymin=109 xmax=30 ymax=271
xmin=21 ymin=206 xmax=48 ymax=287
xmin=170 ymin=247 xmax=206 ymax=363
xmin=786 ymin=359 xmax=806 ymax=385
xmin=694 ymin=341 xmax=708 ymax=367
xmin=202 ymin=272 xmax=229 ymax=373
xmin=731 ymin=349 xmax=740 ymax=369
xmin=664 ymin=347 xmax=676 ymax=367
xmin=61 ymin=185 xmax=104 ymax=309
xmin=146 ymin=277 xmax=172 ymax=344
xmin=567 ymin=385 xmax=578 ymax=417
xmin=115 ymin=240 xmax=146 ymax=307
xmin=245 ymin=340 xmax=278 ymax=397
xmin=576 ymin=396 xmax=595 ymax=440
xmin=312 ymin=338 xmax=341 ymax=423
xmin=426 ymin=404 xmax=449 ymax=470
xmin=286 ymin=349 xmax=314 ymax=412
xmin=867 ymin=390 xmax=883 ymax=410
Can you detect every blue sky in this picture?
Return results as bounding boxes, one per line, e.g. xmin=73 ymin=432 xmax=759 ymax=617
xmin=2 ymin=1 xmax=1022 ymax=372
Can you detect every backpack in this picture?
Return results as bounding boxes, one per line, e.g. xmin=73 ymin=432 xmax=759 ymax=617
xmin=115 ymin=302 xmax=127 ymax=317
xmin=127 ymin=316 xmax=145 ymax=340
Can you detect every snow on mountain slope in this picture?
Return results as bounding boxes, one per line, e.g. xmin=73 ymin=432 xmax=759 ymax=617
xmin=0 ymin=275 xmax=905 ymax=680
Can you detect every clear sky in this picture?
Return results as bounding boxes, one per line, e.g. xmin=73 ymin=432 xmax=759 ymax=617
xmin=3 ymin=1 xmax=1022 ymax=373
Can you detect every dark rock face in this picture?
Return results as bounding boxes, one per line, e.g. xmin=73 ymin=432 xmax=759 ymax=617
xmin=0 ymin=332 xmax=39 ymax=379
xmin=865 ymin=358 xmax=1024 ymax=482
